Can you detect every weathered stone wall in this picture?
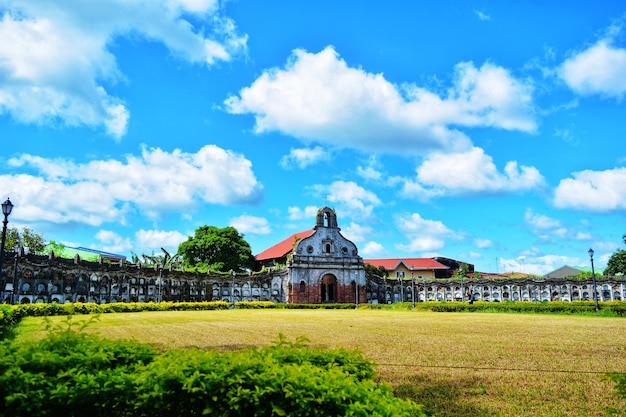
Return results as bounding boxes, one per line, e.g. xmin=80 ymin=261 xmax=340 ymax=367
xmin=1 ymin=252 xmax=623 ymax=305
xmin=0 ymin=252 xmax=284 ymax=304
xmin=365 ymin=276 xmax=626 ymax=304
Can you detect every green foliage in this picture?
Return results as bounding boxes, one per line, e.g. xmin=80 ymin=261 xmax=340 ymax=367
xmin=177 ymin=225 xmax=255 ymax=273
xmin=5 ymin=227 xmax=46 ymax=254
xmin=604 ymin=234 xmax=626 ymax=277
xmin=0 ymin=324 xmax=426 ymax=417
xmin=364 ymin=263 xmax=389 ymax=278
xmin=606 ymin=371 xmax=626 ymax=415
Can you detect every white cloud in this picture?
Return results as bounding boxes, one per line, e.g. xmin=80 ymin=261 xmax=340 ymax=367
xmin=559 ymin=39 xmax=626 ymax=99
xmin=225 ymin=46 xmax=536 ymax=155
xmin=356 ymin=156 xmax=384 ymax=181
xmin=525 ymin=209 xmax=561 ymax=230
xmin=499 ymin=254 xmax=583 ymax=276
xmin=0 ymin=0 xmax=246 ymax=137
xmin=361 ymin=241 xmax=386 ymax=257
xmin=474 ymin=238 xmax=493 ymax=249
xmin=229 ymin=214 xmax=271 ymax=235
xmin=400 ymin=147 xmax=545 ymax=199
xmin=280 ymin=146 xmax=329 ymax=169
xmin=474 ymin=10 xmax=491 ymax=21
xmin=4 ymin=144 xmax=263 ymax=225
xmin=287 ymin=205 xmax=318 ymax=220
xmin=394 ymin=212 xmax=455 ymax=253
xmin=134 ymin=229 xmax=187 ymax=253
xmin=313 ymin=180 xmax=381 ymax=219
xmin=553 ymin=167 xmax=626 ymax=211
xmin=95 ymin=229 xmax=133 ymax=254
xmin=342 ymin=222 xmax=374 ymax=243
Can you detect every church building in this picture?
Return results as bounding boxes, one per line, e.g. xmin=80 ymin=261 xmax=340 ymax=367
xmin=256 ymin=206 xmax=366 ymax=304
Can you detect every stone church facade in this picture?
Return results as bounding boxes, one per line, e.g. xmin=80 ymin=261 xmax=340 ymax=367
xmin=286 ymin=207 xmax=365 ymax=304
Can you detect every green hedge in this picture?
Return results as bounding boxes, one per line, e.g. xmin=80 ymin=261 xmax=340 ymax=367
xmin=427 ymin=300 xmax=626 ymax=315
xmin=0 ymin=322 xmax=426 ymax=417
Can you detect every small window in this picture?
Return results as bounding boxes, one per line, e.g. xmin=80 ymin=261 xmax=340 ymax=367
xmin=299 ymin=281 xmax=306 ymax=292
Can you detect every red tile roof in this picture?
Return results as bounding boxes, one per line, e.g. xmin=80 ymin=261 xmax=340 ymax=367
xmin=364 ymin=258 xmax=449 ymax=270
xmin=255 ymin=229 xmax=314 ymax=261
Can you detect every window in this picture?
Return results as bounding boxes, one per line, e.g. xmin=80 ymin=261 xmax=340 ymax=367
xmin=299 ymin=281 xmax=306 ymax=292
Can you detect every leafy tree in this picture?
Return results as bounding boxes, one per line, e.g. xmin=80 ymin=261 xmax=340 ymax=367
xmin=604 ymin=234 xmax=626 ymax=277
xmin=364 ymin=263 xmax=388 ymax=278
xmin=4 ymin=227 xmax=46 ymax=254
xmin=177 ymin=225 xmax=255 ymax=272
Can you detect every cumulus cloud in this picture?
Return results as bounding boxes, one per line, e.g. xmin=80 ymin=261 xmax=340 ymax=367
xmin=499 ymin=254 xmax=583 ymax=276
xmin=342 ymin=222 xmax=374 ymax=243
xmin=394 ymin=213 xmax=456 ymax=253
xmin=360 ymin=241 xmax=386 ymax=257
xmin=312 ymin=180 xmax=382 ymax=220
xmin=399 ymin=147 xmax=545 ymax=199
xmin=229 ymin=214 xmax=271 ymax=235
xmin=280 ymin=146 xmax=329 ymax=169
xmin=558 ymin=30 xmax=626 ymax=99
xmin=0 ymin=0 xmax=246 ymax=137
xmin=224 ymin=46 xmax=536 ymax=154
xmin=287 ymin=205 xmax=319 ymax=220
xmin=135 ymin=229 xmax=187 ymax=253
xmin=4 ymin=144 xmax=263 ymax=225
xmin=95 ymin=230 xmax=133 ymax=254
xmin=553 ymin=167 xmax=626 ymax=211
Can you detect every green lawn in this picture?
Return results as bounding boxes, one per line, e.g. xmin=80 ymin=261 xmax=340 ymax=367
xmin=15 ymin=309 xmax=626 ymax=416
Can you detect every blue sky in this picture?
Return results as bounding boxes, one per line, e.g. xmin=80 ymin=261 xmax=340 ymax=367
xmin=1 ymin=0 xmax=625 ymax=275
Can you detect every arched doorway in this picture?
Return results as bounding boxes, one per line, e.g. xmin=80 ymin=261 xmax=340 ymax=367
xmin=321 ymin=274 xmax=337 ymax=303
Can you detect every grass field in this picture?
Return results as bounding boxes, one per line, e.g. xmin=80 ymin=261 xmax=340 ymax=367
xmin=15 ymin=309 xmax=626 ymax=417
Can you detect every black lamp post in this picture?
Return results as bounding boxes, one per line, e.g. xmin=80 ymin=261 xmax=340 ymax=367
xmin=231 ymin=269 xmax=236 ymax=308
xmin=1 ymin=198 xmax=14 ymax=302
xmin=411 ymin=269 xmax=415 ymax=309
xmin=355 ymin=270 xmax=359 ymax=309
xmin=588 ymin=248 xmax=599 ymax=312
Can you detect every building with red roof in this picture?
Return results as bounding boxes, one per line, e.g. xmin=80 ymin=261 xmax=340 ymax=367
xmin=255 ymin=229 xmax=314 ymax=267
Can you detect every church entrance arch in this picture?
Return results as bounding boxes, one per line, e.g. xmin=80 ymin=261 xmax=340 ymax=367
xmin=321 ymin=274 xmax=337 ymax=303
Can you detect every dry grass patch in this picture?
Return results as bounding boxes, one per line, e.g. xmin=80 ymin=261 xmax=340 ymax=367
xmin=15 ymin=309 xmax=626 ymax=417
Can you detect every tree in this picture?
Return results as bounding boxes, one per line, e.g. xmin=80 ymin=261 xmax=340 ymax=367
xmin=5 ymin=227 xmax=46 ymax=254
xmin=364 ymin=263 xmax=388 ymax=278
xmin=177 ymin=225 xmax=255 ymax=272
xmin=604 ymin=234 xmax=626 ymax=276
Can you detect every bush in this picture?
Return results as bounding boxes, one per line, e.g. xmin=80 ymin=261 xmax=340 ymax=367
xmin=0 ymin=321 xmax=427 ymax=417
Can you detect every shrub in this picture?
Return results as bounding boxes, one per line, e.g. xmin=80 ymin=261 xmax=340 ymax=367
xmin=0 ymin=321 xmax=427 ymax=417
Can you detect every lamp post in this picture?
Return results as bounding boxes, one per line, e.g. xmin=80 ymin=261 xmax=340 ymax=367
xmin=588 ymin=248 xmax=599 ymax=312
xmin=411 ymin=269 xmax=415 ymax=309
xmin=0 ymin=198 xmax=14 ymax=302
xmin=231 ymin=269 xmax=236 ymax=308
xmin=355 ymin=270 xmax=359 ymax=309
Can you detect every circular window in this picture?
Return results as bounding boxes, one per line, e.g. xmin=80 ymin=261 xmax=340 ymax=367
xmin=342 ymin=247 xmax=348 ymax=255
xmin=307 ymin=245 xmax=313 ymax=253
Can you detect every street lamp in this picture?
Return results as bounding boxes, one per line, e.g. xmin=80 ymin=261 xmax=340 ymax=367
xmin=411 ymin=269 xmax=415 ymax=309
xmin=231 ymin=269 xmax=236 ymax=308
xmin=355 ymin=270 xmax=359 ymax=309
xmin=588 ymin=248 xmax=599 ymax=312
xmin=0 ymin=198 xmax=14 ymax=302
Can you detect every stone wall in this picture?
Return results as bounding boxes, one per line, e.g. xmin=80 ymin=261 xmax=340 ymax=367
xmin=0 ymin=252 xmax=283 ymax=304
xmin=1 ymin=252 xmax=623 ymax=305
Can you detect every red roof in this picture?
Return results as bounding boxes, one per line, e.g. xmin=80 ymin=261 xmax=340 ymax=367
xmin=364 ymin=258 xmax=449 ymax=271
xmin=255 ymin=229 xmax=314 ymax=261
